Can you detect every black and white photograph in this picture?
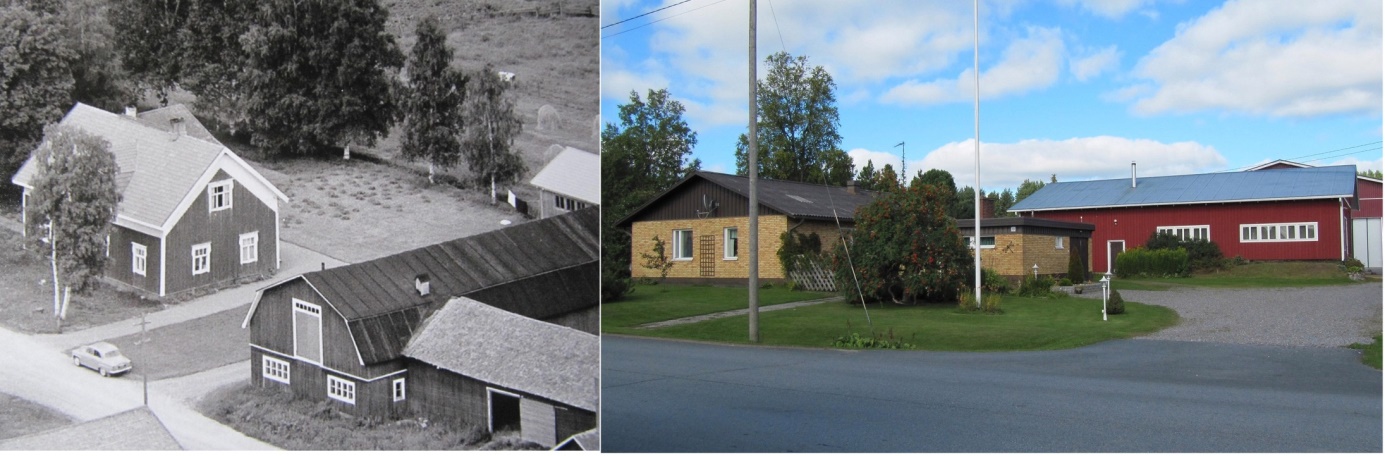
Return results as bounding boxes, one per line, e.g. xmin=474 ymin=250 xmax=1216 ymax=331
xmin=0 ymin=0 xmax=598 ymax=450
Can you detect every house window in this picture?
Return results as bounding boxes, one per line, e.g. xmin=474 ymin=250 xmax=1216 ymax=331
xmin=240 ymin=232 xmax=259 ymax=264
xmin=724 ymin=227 xmax=739 ymax=259
xmin=393 ymin=378 xmax=407 ymax=402
xmin=262 ymin=356 xmax=290 ymax=384
xmin=1157 ymin=225 xmax=1210 ymax=241
xmin=191 ymin=243 xmax=211 ymax=275
xmin=964 ymin=236 xmax=996 ymax=249
xmin=672 ymin=229 xmax=693 ymax=260
xmin=132 ymin=243 xmax=147 ymax=276
xmin=208 ymin=179 xmax=233 ymax=212
xmin=554 ymin=195 xmax=587 ymax=211
xmin=327 ymin=375 xmax=355 ymax=405
xmin=1240 ymin=222 xmax=1316 ymax=243
xmin=1055 ymin=236 xmax=1064 ymax=249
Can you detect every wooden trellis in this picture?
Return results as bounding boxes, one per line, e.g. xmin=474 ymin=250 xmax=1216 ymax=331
xmin=787 ymin=255 xmax=836 ymax=292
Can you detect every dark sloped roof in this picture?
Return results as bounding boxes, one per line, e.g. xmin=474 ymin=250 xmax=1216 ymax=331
xmin=297 ymin=207 xmax=599 ymax=364
xmin=1009 ymin=165 xmax=1358 ymax=212
xmin=0 ymin=407 xmax=182 ymax=451
xmin=955 ymin=217 xmax=1096 ymax=232
xmin=617 ymin=171 xmax=877 ymax=226
xmin=402 ymin=297 xmax=599 ymax=412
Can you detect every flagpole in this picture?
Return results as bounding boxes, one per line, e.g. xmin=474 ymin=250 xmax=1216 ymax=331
xmin=973 ymin=0 xmax=982 ymax=308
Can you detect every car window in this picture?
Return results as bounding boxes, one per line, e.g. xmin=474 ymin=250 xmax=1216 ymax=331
xmin=105 ymin=349 xmax=121 ymax=358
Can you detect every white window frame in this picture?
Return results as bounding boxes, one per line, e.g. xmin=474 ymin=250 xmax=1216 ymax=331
xmin=327 ymin=375 xmax=355 ymax=405
xmin=1240 ymin=222 xmax=1317 ymax=243
xmin=191 ymin=243 xmax=211 ymax=275
xmin=723 ymin=227 xmax=739 ymax=259
xmin=1055 ymin=236 xmax=1064 ymax=250
xmin=262 ymin=356 xmax=290 ymax=384
xmin=964 ymin=236 xmax=996 ymax=249
xmin=392 ymin=378 xmax=407 ymax=402
xmin=208 ymin=179 xmax=234 ymax=212
xmin=240 ymin=232 xmax=259 ymax=264
xmin=132 ymin=242 xmax=147 ymax=276
xmin=1157 ymin=225 xmax=1211 ymax=242
xmin=672 ymin=229 xmax=693 ymax=260
xmin=292 ymin=299 xmax=323 ymax=364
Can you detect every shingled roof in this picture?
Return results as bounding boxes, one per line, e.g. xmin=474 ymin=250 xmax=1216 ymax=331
xmin=247 ymin=207 xmax=600 ymax=365
xmin=1009 ymin=165 xmax=1358 ymax=213
xmin=402 ymin=296 xmax=599 ymax=412
xmin=11 ymin=103 xmax=284 ymax=230
xmin=617 ymin=171 xmax=878 ymax=227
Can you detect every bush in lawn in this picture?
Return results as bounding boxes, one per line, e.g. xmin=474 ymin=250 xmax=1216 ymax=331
xmin=1144 ymin=231 xmax=1225 ymax=272
xmin=601 ymin=263 xmax=635 ymax=302
xmin=833 ymin=182 xmax=970 ymax=304
xmin=1016 ymin=275 xmax=1057 ymax=298
xmin=1107 ymin=289 xmax=1125 ymax=314
xmin=1067 ymin=248 xmax=1087 ymax=283
xmin=1114 ymin=247 xmax=1189 ymax=278
xmin=778 ymin=231 xmax=823 ymax=276
xmin=956 ymin=289 xmax=1003 ymax=314
xmin=1058 ymin=278 xmax=1073 ymax=286
xmin=982 ymin=268 xmax=1010 ymax=294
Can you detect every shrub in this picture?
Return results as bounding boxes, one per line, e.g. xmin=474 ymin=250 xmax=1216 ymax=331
xmin=601 ymin=264 xmax=635 ymax=302
xmin=1016 ymin=275 xmax=1056 ymax=298
xmin=833 ymin=183 xmax=970 ymax=304
xmin=638 ymin=235 xmax=675 ymax=283
xmin=957 ymin=289 xmax=975 ymax=311
xmin=1114 ymin=247 xmax=1189 ymax=278
xmin=1107 ymin=289 xmax=1125 ymax=314
xmin=981 ymin=293 xmax=1002 ymax=314
xmin=982 ymin=268 xmax=1010 ymax=294
xmin=1058 ymin=278 xmax=1073 ymax=286
xmin=1067 ymin=249 xmax=1087 ymax=283
xmin=831 ymin=323 xmax=915 ymax=349
xmin=1343 ymin=257 xmax=1366 ymax=273
xmin=957 ymin=289 xmax=1003 ymax=314
xmin=779 ymin=231 xmax=823 ymax=276
xmin=1144 ymin=231 xmax=1224 ymax=272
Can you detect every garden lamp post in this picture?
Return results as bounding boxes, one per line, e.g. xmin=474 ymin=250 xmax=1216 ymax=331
xmin=1100 ymin=273 xmax=1112 ymax=321
xmin=1032 ymin=263 xmax=1038 ymax=279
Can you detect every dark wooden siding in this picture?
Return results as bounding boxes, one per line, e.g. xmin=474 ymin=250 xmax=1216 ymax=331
xmin=250 ymin=278 xmax=391 ymax=379
xmin=1036 ymin=199 xmax=1345 ymax=272
xmin=105 ymin=226 xmax=161 ymax=295
xmin=1356 ymin=179 xmax=1381 ymax=219
xmin=404 ymin=358 xmax=593 ymax=443
xmin=554 ymin=407 xmax=597 ymax=445
xmin=165 ymin=169 xmax=277 ymax=295
xmin=250 ymin=347 xmax=408 ymax=418
xmin=629 ymin=178 xmax=782 ymax=223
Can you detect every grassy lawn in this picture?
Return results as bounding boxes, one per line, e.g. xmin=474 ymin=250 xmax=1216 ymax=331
xmin=1113 ymin=261 xmax=1364 ymax=291
xmin=602 ymin=283 xmax=835 ymax=334
xmin=0 ymin=393 xmax=74 ymax=440
xmin=0 ymin=227 xmax=162 ymax=334
xmin=106 ymin=304 xmax=250 ymax=381
xmin=612 ymin=285 xmax=1179 ymax=351
xmin=1349 ymin=335 xmax=1382 ymax=370
xmin=198 ymin=384 xmax=542 ymax=451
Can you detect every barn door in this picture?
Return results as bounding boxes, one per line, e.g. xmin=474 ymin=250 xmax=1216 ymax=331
xmin=489 ymin=388 xmax=521 ymax=433
xmin=698 ymin=235 xmax=715 ymax=277
xmin=520 ymin=398 xmax=557 ymax=447
xmin=292 ymin=299 xmax=322 ymax=363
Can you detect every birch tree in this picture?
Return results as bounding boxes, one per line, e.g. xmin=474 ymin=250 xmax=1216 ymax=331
xmin=401 ymin=15 xmax=467 ymax=184
xmin=23 ymin=124 xmax=120 ymax=332
xmin=462 ymin=63 xmax=525 ymax=204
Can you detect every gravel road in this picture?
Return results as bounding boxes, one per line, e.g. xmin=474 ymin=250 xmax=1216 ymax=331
xmin=1106 ymin=282 xmax=1382 ymax=347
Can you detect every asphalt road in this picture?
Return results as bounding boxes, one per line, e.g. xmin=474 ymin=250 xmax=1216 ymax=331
xmin=602 ymin=336 xmax=1383 ymax=452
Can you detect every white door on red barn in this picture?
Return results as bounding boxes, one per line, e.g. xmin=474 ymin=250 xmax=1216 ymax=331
xmin=1107 ymin=240 xmax=1124 ymax=274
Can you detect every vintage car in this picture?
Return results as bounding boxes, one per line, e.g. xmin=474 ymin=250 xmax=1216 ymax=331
xmin=71 ymin=341 xmax=132 ymax=377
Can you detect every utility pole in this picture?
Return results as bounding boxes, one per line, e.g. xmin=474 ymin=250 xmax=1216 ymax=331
xmin=747 ymin=0 xmax=760 ymax=343
xmin=135 ymin=312 xmax=150 ymax=405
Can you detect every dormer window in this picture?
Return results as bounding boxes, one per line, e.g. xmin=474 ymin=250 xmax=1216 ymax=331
xmin=209 ymin=179 xmax=233 ymax=212
xmin=415 ymin=274 xmax=431 ymax=296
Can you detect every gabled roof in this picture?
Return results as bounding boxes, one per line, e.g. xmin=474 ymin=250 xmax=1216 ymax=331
xmin=0 ymin=407 xmax=182 ymax=451
xmin=555 ymin=428 xmax=600 ymax=451
xmin=402 ymin=296 xmax=599 ymax=412
xmin=1247 ymin=159 xmax=1382 ymax=184
xmin=617 ymin=171 xmax=878 ymax=227
xmin=245 ymin=207 xmax=600 ymax=365
xmin=1009 ymin=165 xmax=1358 ymax=213
xmin=11 ymin=103 xmax=287 ymax=232
xmin=530 ymin=147 xmax=599 ymax=204
xmin=132 ymin=104 xmax=222 ymax=145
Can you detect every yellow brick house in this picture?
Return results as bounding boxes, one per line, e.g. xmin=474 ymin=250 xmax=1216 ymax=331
xmin=957 ymin=216 xmax=1096 ymax=283
xmin=616 ymin=171 xmax=876 ymax=284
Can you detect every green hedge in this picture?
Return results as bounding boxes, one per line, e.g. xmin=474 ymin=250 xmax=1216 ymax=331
xmin=1115 ymin=247 xmax=1189 ymax=278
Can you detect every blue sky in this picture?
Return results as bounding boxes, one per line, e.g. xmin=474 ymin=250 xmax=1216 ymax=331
xmin=600 ymin=0 xmax=1383 ymax=192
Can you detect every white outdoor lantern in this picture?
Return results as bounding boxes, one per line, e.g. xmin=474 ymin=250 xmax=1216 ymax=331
xmin=1032 ymin=263 xmax=1039 ymax=279
xmin=1099 ymin=273 xmax=1110 ymax=321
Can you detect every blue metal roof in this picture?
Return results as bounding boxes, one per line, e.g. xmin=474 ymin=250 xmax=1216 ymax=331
xmin=1009 ymin=165 xmax=1358 ymax=212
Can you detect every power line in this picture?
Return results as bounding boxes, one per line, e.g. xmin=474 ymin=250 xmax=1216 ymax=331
xmin=1302 ymin=147 xmax=1382 ymax=165
xmin=1221 ymin=141 xmax=1383 ymax=172
xmin=602 ymin=0 xmax=733 ymax=39
xmin=601 ymin=0 xmax=692 ymax=29
xmin=766 ymin=0 xmax=788 ymax=53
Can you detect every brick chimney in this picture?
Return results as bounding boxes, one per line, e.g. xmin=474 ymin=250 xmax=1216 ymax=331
xmin=124 ymin=106 xmax=137 ymax=117
xmin=980 ymin=197 xmax=996 ymax=219
xmin=846 ymin=180 xmax=857 ymax=195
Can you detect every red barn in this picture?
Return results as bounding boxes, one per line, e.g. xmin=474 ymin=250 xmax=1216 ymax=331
xmin=1009 ymin=164 xmax=1359 ymax=273
xmin=1248 ymin=160 xmax=1382 ymax=272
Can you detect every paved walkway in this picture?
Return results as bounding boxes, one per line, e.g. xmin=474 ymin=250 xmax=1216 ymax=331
xmin=637 ymin=296 xmax=845 ymax=329
xmin=32 ymin=241 xmax=344 ymax=352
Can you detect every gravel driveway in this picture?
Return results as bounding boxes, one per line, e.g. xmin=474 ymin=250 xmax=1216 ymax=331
xmin=1107 ymin=282 xmax=1382 ymax=347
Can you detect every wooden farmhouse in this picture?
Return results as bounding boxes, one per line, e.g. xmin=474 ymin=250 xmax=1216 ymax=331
xmin=530 ymin=146 xmax=600 ymax=219
xmin=241 ymin=208 xmax=598 ymax=446
xmin=616 ymin=171 xmax=877 ymax=284
xmin=10 ymin=103 xmax=288 ymax=298
xmin=1009 ymin=164 xmax=1360 ymax=273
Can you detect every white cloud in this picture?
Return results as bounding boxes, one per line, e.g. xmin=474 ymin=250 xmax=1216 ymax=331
xmin=1069 ymin=45 xmax=1121 ymax=82
xmin=912 ymin=136 xmax=1227 ymax=190
xmin=879 ymin=27 xmax=1065 ymax=106
xmin=1057 ymin=0 xmax=1157 ymax=20
xmin=1124 ymin=0 xmax=1382 ymax=117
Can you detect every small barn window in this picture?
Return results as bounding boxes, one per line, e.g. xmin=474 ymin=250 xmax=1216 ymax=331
xmin=672 ymin=229 xmax=693 ymax=260
xmin=132 ymin=243 xmax=147 ymax=276
xmin=1157 ymin=225 xmax=1210 ymax=242
xmin=262 ymin=356 xmax=290 ymax=384
xmin=1240 ymin=222 xmax=1317 ymax=243
xmin=327 ymin=375 xmax=355 ymax=405
xmin=724 ymin=227 xmax=738 ymax=259
xmin=393 ymin=378 xmax=406 ymax=402
xmin=191 ymin=243 xmax=211 ymax=275
xmin=208 ymin=179 xmax=234 ymax=212
xmin=240 ymin=232 xmax=259 ymax=264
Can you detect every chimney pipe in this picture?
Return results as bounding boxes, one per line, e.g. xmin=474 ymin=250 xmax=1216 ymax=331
xmin=1131 ymin=161 xmax=1137 ymax=188
xmin=846 ymin=180 xmax=857 ymax=195
xmin=124 ymin=106 xmax=137 ymax=117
